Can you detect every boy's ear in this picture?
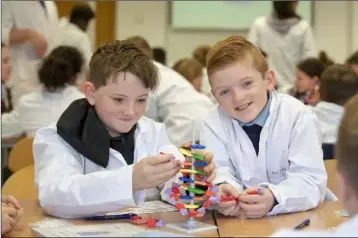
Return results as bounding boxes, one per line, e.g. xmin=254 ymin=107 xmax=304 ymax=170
xmin=265 ymin=70 xmax=276 ymax=90
xmin=83 ymin=82 xmax=96 ymax=106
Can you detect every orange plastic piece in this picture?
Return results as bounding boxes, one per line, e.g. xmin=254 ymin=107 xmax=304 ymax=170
xmin=193 ymin=196 xmax=205 ymax=201
xmin=205 ymin=190 xmax=214 ymax=197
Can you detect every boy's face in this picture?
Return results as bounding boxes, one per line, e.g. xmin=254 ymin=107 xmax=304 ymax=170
xmin=1 ymin=47 xmax=12 ymax=82
xmin=295 ymin=68 xmax=316 ymax=93
xmin=337 ymin=171 xmax=358 ymax=215
xmin=210 ymin=61 xmax=275 ymax=122
xmin=350 ymin=64 xmax=358 ymax=75
xmin=84 ymin=72 xmax=149 ymax=137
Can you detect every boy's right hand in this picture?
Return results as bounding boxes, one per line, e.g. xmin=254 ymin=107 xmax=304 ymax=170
xmin=216 ymin=184 xmax=241 ymax=216
xmin=132 ymin=153 xmax=181 ymax=191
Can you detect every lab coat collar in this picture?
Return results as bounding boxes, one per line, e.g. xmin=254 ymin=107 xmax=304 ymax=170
xmin=57 ymin=98 xmax=140 ymax=168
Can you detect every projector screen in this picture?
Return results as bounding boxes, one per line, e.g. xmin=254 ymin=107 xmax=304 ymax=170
xmin=170 ymin=1 xmax=313 ymax=30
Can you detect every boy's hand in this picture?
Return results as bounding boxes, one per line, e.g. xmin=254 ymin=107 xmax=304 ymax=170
xmin=186 ymin=148 xmax=215 ymax=182
xmin=216 ymin=184 xmax=241 ymax=216
xmin=2 ymin=195 xmax=22 ymax=210
xmin=239 ymin=187 xmax=276 ymax=219
xmin=132 ymin=154 xmax=181 ymax=191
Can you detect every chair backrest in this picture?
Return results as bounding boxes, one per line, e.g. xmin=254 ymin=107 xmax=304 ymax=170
xmin=324 ymin=159 xmax=339 ymax=196
xmin=8 ymin=137 xmax=34 ymax=172
xmin=2 ymin=165 xmax=38 ymax=200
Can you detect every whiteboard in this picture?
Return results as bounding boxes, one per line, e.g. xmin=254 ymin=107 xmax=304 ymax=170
xmin=170 ymin=1 xmax=313 ymax=30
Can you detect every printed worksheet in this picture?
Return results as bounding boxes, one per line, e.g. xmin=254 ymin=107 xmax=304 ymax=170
xmin=105 ymin=200 xmax=176 ymax=215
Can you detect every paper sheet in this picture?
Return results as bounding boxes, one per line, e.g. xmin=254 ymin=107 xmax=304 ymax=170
xmin=104 ymin=200 xmax=176 ymax=215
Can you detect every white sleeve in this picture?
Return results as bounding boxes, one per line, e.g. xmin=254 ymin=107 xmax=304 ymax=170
xmin=78 ymin=35 xmax=93 ymax=69
xmin=155 ymin=68 xmax=213 ymax=147
xmin=301 ymin=26 xmax=317 ymax=59
xmin=1 ymin=1 xmax=14 ymax=45
xmin=248 ymin=19 xmax=260 ymax=47
xmin=33 ymin=126 xmax=146 ymax=219
xmin=200 ymin=116 xmax=244 ymax=192
xmin=1 ymin=108 xmax=24 ymax=138
xmin=260 ymin=110 xmax=327 ymax=216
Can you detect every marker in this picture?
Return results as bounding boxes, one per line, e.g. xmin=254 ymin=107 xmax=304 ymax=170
xmin=294 ymin=218 xmax=310 ymax=230
xmin=86 ymin=213 xmax=137 ymax=220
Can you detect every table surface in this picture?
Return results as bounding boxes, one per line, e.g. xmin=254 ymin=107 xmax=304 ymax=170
xmin=217 ymin=201 xmax=348 ymax=237
xmin=5 ymin=199 xmax=218 ymax=237
xmin=5 ymin=200 xmax=347 ymax=237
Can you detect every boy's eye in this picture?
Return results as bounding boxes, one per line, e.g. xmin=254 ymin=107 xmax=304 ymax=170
xmin=219 ymin=89 xmax=229 ymax=96
xmin=137 ymin=98 xmax=147 ymax=103
xmin=243 ymin=81 xmax=253 ymax=88
xmin=113 ymin=98 xmax=123 ymax=103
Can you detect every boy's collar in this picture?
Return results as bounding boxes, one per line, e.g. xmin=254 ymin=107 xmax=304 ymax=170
xmin=237 ymin=91 xmax=272 ymax=127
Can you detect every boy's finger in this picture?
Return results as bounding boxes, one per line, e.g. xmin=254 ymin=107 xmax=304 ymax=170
xmin=154 ymin=166 xmax=181 ymax=183
xmin=6 ymin=195 xmax=21 ymax=210
xmin=154 ymin=159 xmax=181 ymax=174
xmin=217 ymin=200 xmax=236 ymax=208
xmin=3 ymin=206 xmax=18 ymax=218
xmin=239 ymin=201 xmax=265 ymax=212
xmin=239 ymin=194 xmax=262 ymax=203
xmin=147 ymin=154 xmax=175 ymax=165
xmin=203 ymin=152 xmax=214 ymax=163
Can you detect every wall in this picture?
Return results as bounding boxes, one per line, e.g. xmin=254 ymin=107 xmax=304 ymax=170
xmin=114 ymin=1 xmax=357 ymax=65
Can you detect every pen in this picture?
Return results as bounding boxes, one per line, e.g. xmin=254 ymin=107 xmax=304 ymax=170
xmin=86 ymin=213 xmax=138 ymax=221
xmin=294 ymin=218 xmax=310 ymax=230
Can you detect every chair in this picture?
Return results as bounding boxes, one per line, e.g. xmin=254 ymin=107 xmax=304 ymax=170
xmin=2 ymin=165 xmax=38 ymax=200
xmin=324 ymin=159 xmax=338 ymax=196
xmin=7 ymin=137 xmax=34 ymax=173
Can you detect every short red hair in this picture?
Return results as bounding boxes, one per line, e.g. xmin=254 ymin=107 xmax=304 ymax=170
xmin=206 ymin=36 xmax=268 ymax=77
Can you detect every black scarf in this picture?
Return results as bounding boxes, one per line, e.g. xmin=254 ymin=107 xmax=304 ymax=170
xmin=56 ymin=98 xmax=136 ymax=168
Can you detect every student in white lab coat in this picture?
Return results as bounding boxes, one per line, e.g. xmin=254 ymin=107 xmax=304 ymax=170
xmin=1 ymin=1 xmax=60 ymax=107
xmin=2 ymin=46 xmax=85 ymax=138
xmin=309 ymin=65 xmax=358 ymax=160
xmin=126 ymin=36 xmax=214 ymax=146
xmin=192 ymin=45 xmax=213 ymax=100
xmin=200 ymin=36 xmax=327 ymax=218
xmin=59 ymin=3 xmax=95 ymax=86
xmin=272 ymin=95 xmax=358 ymax=237
xmin=248 ymin=1 xmax=317 ymax=91
xmin=33 ymin=40 xmax=215 ymax=219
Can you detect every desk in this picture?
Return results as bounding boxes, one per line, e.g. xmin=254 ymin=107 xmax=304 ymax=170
xmin=217 ymin=201 xmax=348 ymax=237
xmin=5 ymin=200 xmax=218 ymax=237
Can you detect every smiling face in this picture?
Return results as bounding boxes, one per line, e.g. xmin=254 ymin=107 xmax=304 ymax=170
xmin=210 ymin=61 xmax=275 ymax=122
xmin=84 ymin=72 xmax=149 ymax=137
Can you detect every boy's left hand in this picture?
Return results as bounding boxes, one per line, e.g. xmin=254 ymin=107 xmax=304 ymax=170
xmin=239 ymin=187 xmax=276 ymax=219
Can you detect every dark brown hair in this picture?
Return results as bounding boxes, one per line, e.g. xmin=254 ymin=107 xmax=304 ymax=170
xmin=38 ymin=46 xmax=84 ymax=92
xmin=207 ymin=36 xmax=268 ymax=78
xmin=192 ymin=45 xmax=211 ymax=67
xmin=336 ymin=94 xmax=358 ymax=197
xmin=125 ymin=36 xmax=153 ymax=59
xmin=89 ymin=40 xmax=158 ymax=90
xmin=172 ymin=58 xmax=203 ymax=83
xmin=319 ymin=64 xmax=358 ymax=106
xmin=297 ymin=58 xmax=326 ymax=79
xmin=272 ymin=1 xmax=300 ymax=20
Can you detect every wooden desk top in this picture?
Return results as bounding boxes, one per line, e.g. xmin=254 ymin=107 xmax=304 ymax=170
xmin=217 ymin=201 xmax=348 ymax=237
xmin=5 ymin=200 xmax=218 ymax=237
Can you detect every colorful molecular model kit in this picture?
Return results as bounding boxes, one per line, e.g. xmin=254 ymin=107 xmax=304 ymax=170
xmin=164 ymin=143 xmax=219 ymax=233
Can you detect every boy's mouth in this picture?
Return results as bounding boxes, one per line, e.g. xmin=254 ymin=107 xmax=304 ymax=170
xmin=235 ymin=102 xmax=252 ymax=111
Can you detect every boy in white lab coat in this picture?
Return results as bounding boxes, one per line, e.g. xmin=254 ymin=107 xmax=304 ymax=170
xmin=200 ymin=36 xmax=327 ymax=218
xmin=33 ymin=40 xmax=215 ymax=219
xmin=272 ymin=95 xmax=358 ymax=236
xmin=310 ymin=65 xmax=358 ymax=160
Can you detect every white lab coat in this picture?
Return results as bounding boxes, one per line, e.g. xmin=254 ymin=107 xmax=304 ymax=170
xmin=145 ymin=61 xmax=214 ymax=147
xmin=271 ymin=213 xmax=358 ymax=237
xmin=2 ymin=86 xmax=84 ymax=138
xmin=58 ymin=17 xmax=93 ymax=69
xmin=1 ymin=1 xmax=60 ymax=106
xmin=33 ymin=116 xmax=185 ymax=218
xmin=200 ymin=90 xmax=327 ymax=216
xmin=309 ymin=102 xmax=344 ymax=144
xmin=248 ymin=16 xmax=317 ymax=90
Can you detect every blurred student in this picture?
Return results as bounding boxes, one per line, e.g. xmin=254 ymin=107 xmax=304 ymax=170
xmin=310 ymin=65 xmax=358 ymax=160
xmin=1 ymin=1 xmax=60 ymax=106
xmin=2 ymin=46 xmax=85 ymax=138
xmin=248 ymin=1 xmax=316 ymax=91
xmin=272 ymin=95 xmax=358 ymax=236
xmin=346 ymin=51 xmax=358 ymax=75
xmin=1 ymin=195 xmax=23 ymax=235
xmin=192 ymin=45 xmax=212 ymax=98
xmin=200 ymin=36 xmax=326 ymax=218
xmin=1 ymin=43 xmax=13 ymax=114
xmin=33 ymin=40 xmax=215 ymax=218
xmin=126 ymin=36 xmax=214 ymax=146
xmin=59 ymin=3 xmax=95 ymax=88
xmin=172 ymin=58 xmax=203 ymax=93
